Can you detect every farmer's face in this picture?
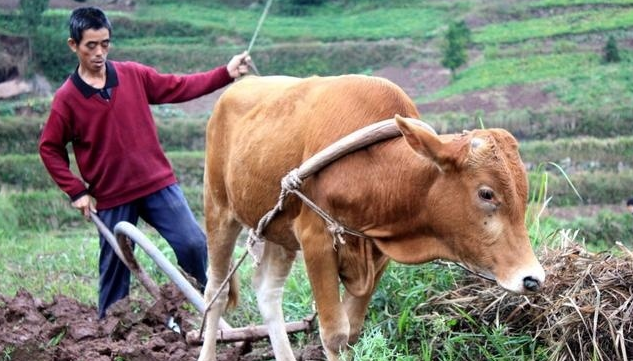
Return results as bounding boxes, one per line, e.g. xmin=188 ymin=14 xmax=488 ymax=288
xmin=68 ymin=28 xmax=110 ymax=74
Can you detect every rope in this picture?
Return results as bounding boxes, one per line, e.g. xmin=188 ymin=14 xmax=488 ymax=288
xmin=243 ymin=0 xmax=274 ymax=76
xmin=247 ymin=0 xmax=274 ymax=54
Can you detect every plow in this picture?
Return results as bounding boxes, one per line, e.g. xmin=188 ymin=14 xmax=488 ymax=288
xmin=90 ymin=212 xmax=317 ymax=345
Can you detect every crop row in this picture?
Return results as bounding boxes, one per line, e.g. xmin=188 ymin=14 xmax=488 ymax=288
xmin=3 ymin=173 xmax=633 ymax=244
xmin=5 ymin=104 xmax=633 ymax=155
xmin=2 ymin=149 xmax=631 ymax=208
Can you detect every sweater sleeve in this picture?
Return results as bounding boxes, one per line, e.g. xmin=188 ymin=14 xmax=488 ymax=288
xmin=39 ymin=108 xmax=88 ymax=200
xmin=140 ymin=63 xmax=235 ymax=104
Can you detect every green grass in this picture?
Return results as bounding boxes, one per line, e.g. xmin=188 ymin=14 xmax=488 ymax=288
xmin=0 ymin=227 xmax=99 ymax=305
xmin=133 ymin=2 xmax=446 ymax=42
xmin=543 ymin=54 xmax=633 ymax=107
xmin=423 ymin=49 xmax=632 ymax=104
xmin=424 ymin=52 xmax=601 ymax=101
xmin=474 ymin=8 xmax=633 ymax=44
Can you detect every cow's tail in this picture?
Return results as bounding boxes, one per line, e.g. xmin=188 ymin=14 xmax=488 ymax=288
xmin=226 ymin=265 xmax=239 ymax=309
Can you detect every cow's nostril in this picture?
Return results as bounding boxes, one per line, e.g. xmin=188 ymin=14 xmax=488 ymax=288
xmin=523 ymin=276 xmax=540 ymax=292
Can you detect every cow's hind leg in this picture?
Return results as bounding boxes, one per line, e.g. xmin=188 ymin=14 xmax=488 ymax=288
xmin=198 ymin=212 xmax=242 ymax=361
xmin=253 ymin=241 xmax=297 ymax=360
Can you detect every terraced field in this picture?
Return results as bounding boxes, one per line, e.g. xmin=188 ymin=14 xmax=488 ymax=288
xmin=1 ymin=1 xmax=633 ymax=360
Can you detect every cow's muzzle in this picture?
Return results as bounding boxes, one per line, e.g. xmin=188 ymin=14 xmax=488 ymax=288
xmin=522 ymin=276 xmax=541 ymax=292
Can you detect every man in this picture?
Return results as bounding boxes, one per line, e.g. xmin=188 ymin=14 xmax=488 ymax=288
xmin=627 ymin=198 xmax=633 ymax=214
xmin=39 ymin=6 xmax=250 ymax=318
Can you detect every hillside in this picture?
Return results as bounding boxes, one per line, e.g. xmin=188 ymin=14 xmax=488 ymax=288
xmin=1 ymin=0 xmax=633 ymax=233
xmin=1 ymin=2 xmax=633 ymax=360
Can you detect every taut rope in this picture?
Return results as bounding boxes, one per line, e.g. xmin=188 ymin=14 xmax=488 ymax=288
xmin=243 ymin=0 xmax=274 ymax=76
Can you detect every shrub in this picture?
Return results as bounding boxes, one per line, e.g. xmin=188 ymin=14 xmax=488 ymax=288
xmin=274 ymin=0 xmax=326 ymax=16
xmin=6 ymin=189 xmax=81 ymax=230
xmin=0 ymin=153 xmax=56 ymax=190
xmin=424 ymin=105 xmax=633 ymax=141
xmin=520 ymin=136 xmax=633 ymax=173
xmin=0 ymin=115 xmax=46 ymax=154
xmin=603 ymin=35 xmax=621 ymax=63
xmin=155 ymin=118 xmax=207 ymax=151
xmin=0 ymin=193 xmax=19 ymax=234
xmin=537 ymin=169 xmax=633 ymax=206
xmin=32 ymin=25 xmax=76 ymax=85
xmin=0 ymin=115 xmax=207 ymax=154
xmin=0 ymin=151 xmax=206 ymax=190
xmin=441 ymin=20 xmax=471 ymax=79
xmin=109 ymin=16 xmax=210 ymax=40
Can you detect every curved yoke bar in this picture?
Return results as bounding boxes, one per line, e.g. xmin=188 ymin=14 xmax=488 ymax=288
xmin=297 ymin=117 xmax=436 ymax=179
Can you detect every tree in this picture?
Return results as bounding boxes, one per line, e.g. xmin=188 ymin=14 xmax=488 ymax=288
xmin=20 ymin=0 xmax=49 ymax=73
xmin=603 ymin=35 xmax=621 ymax=63
xmin=441 ymin=20 xmax=471 ymax=80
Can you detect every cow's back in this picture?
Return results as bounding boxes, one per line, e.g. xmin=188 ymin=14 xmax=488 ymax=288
xmin=205 ymin=75 xmax=419 ymax=249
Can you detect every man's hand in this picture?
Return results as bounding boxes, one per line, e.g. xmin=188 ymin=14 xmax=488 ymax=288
xmin=227 ymin=51 xmax=251 ymax=78
xmin=72 ymin=194 xmax=96 ymax=220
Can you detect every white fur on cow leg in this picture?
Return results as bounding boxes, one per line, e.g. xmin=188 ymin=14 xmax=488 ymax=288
xmin=197 ymin=280 xmax=230 ymax=361
xmin=253 ymin=242 xmax=297 ymax=361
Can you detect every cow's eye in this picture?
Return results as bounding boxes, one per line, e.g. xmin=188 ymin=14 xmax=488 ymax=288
xmin=478 ymin=188 xmax=494 ymax=201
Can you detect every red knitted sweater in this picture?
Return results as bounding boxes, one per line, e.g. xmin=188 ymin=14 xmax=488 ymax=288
xmin=39 ymin=60 xmax=233 ymax=210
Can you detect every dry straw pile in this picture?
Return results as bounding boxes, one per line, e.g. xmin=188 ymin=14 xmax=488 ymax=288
xmin=423 ymin=238 xmax=633 ymax=361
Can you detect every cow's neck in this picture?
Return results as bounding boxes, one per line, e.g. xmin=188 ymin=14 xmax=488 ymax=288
xmin=317 ymin=138 xmax=442 ymax=243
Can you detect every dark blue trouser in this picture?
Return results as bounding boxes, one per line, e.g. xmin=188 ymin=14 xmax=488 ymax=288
xmin=96 ymin=184 xmax=207 ymax=318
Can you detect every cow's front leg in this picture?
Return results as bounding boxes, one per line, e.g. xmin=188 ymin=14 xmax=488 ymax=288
xmin=343 ymin=254 xmax=389 ymax=345
xmin=297 ymin=215 xmax=349 ymax=361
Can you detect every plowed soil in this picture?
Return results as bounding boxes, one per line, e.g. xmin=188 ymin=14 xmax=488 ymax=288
xmin=0 ymin=284 xmax=325 ymax=361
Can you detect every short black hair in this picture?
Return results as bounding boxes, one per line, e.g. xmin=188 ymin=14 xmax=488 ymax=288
xmin=627 ymin=197 xmax=633 ymax=206
xmin=69 ymin=7 xmax=112 ymax=44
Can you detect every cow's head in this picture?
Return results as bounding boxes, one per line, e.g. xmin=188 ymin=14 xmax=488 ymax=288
xmin=392 ymin=115 xmax=545 ymax=294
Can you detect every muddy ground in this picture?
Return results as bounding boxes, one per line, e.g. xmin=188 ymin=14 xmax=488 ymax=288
xmin=0 ymin=284 xmax=325 ymax=361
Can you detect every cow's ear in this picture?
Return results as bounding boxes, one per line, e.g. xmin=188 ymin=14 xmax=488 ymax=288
xmin=395 ymin=114 xmax=468 ymax=171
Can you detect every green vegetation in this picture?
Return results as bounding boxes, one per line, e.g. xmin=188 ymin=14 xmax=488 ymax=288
xmin=441 ymin=21 xmax=471 ymax=79
xmin=474 ymin=8 xmax=633 ymax=44
xmin=603 ymin=34 xmax=622 ymax=62
xmin=429 ymin=52 xmax=601 ymax=100
xmin=133 ymin=2 xmax=446 ymax=42
xmin=0 ymin=228 xmax=99 ymax=304
xmin=1 ymin=0 xmax=632 ymax=359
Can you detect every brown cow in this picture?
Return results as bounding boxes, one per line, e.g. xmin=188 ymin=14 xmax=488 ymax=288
xmin=198 ymin=75 xmax=545 ymax=361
